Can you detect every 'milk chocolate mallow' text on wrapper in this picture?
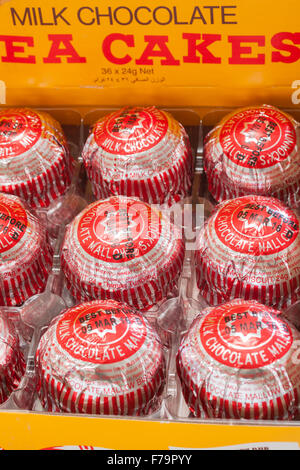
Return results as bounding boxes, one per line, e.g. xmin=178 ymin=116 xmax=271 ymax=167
xmin=36 ymin=299 xmax=166 ymax=416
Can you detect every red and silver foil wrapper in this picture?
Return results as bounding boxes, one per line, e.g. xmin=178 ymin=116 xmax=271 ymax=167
xmin=195 ymin=195 xmax=300 ymax=309
xmin=0 ymin=108 xmax=73 ymax=209
xmin=82 ymin=106 xmax=194 ymax=206
xmin=0 ymin=193 xmax=53 ymax=306
xmin=61 ymin=196 xmax=185 ymax=310
xmin=0 ymin=312 xmax=26 ymax=404
xmin=176 ymin=299 xmax=300 ymax=420
xmin=36 ymin=299 xmax=166 ymax=416
xmin=204 ymin=105 xmax=300 ymax=207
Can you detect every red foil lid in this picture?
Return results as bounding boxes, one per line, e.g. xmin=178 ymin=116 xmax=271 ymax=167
xmin=195 ymin=195 xmax=300 ymax=309
xmin=177 ymin=299 xmax=300 ymax=420
xmin=0 ymin=312 xmax=25 ymax=404
xmin=204 ymin=105 xmax=300 ymax=206
xmin=36 ymin=299 xmax=166 ymax=415
xmin=82 ymin=106 xmax=193 ymax=206
xmin=0 ymin=193 xmax=53 ymax=306
xmin=0 ymin=108 xmax=72 ymax=209
xmin=61 ymin=196 xmax=185 ymax=310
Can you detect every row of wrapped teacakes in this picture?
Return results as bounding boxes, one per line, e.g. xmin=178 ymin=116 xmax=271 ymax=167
xmin=0 ymin=106 xmax=194 ymax=208
xmin=1 ymin=105 xmax=299 ymax=210
xmin=3 ymin=294 xmax=300 ymax=420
